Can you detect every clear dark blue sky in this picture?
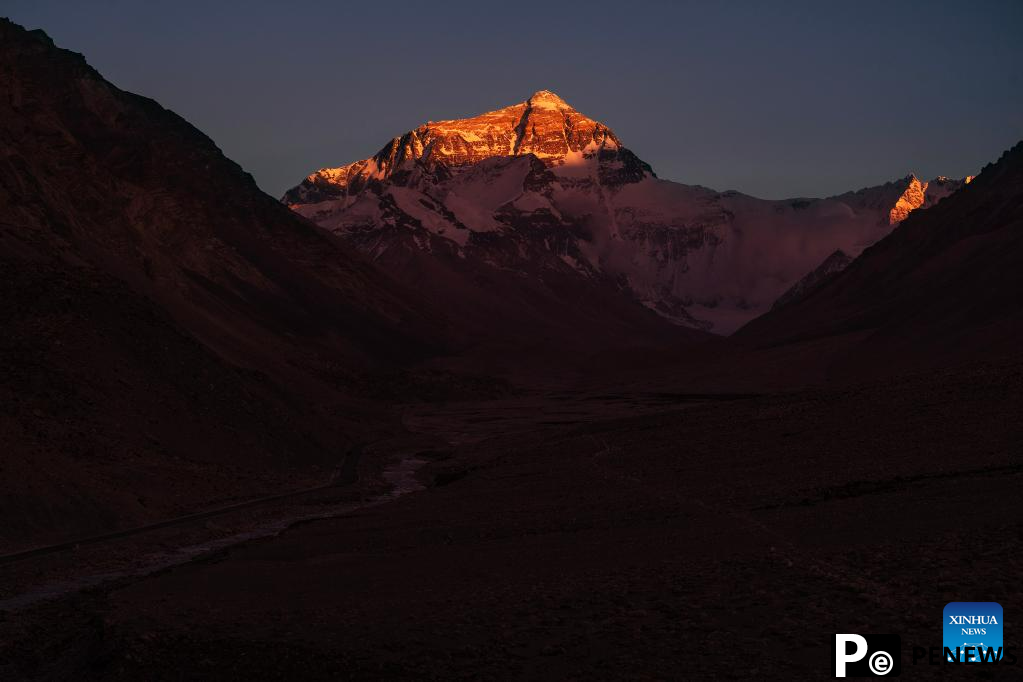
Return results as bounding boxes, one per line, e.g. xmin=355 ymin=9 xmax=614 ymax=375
xmin=6 ymin=0 xmax=1023 ymax=199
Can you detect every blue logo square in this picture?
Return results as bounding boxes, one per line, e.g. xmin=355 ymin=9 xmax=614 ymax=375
xmin=944 ymin=602 xmax=1003 ymax=662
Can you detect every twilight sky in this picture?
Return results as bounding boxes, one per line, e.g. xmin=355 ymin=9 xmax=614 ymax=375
xmin=6 ymin=0 xmax=1023 ymax=199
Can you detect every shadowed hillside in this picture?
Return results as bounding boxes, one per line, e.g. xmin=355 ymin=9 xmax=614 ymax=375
xmin=0 ymin=19 xmax=444 ymax=550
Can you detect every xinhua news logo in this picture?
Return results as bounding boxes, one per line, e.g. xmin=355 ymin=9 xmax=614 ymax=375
xmin=944 ymin=602 xmax=1003 ymax=662
xmin=834 ymin=634 xmax=900 ymax=677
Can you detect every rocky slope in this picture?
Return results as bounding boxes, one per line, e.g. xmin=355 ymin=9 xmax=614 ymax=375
xmin=772 ymin=249 xmax=853 ymax=310
xmin=0 ymin=19 xmax=443 ymax=550
xmin=284 ymin=91 xmax=970 ymax=333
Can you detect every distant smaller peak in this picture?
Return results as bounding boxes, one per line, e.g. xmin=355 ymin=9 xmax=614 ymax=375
xmin=928 ymin=174 xmax=973 ymax=185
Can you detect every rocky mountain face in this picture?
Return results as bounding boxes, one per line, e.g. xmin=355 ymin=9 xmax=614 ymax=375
xmin=0 ymin=19 xmax=445 ymax=549
xmin=738 ymin=141 xmax=1023 ymax=376
xmin=283 ymin=90 xmax=651 ymax=204
xmin=284 ymin=91 xmax=971 ymax=334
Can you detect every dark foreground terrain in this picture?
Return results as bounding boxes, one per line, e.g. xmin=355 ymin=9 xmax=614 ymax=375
xmin=2 ymin=360 xmax=1020 ymax=680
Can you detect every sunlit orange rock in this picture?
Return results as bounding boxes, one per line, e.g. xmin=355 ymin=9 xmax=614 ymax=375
xmin=888 ymin=175 xmax=972 ymax=224
xmin=283 ymin=90 xmax=650 ymax=204
xmin=889 ymin=175 xmax=927 ymax=224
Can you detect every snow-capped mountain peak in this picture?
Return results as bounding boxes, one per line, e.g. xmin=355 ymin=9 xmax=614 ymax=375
xmin=282 ymin=90 xmax=650 ymax=205
xmin=282 ymin=94 xmax=973 ymax=334
xmin=526 ymin=89 xmax=571 ymax=109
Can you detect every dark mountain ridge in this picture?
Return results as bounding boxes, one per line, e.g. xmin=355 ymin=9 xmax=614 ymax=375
xmin=0 ymin=18 xmax=447 ymax=550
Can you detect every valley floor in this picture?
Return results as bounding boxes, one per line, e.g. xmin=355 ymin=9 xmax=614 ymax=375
xmin=2 ymin=361 xmax=1022 ymax=680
